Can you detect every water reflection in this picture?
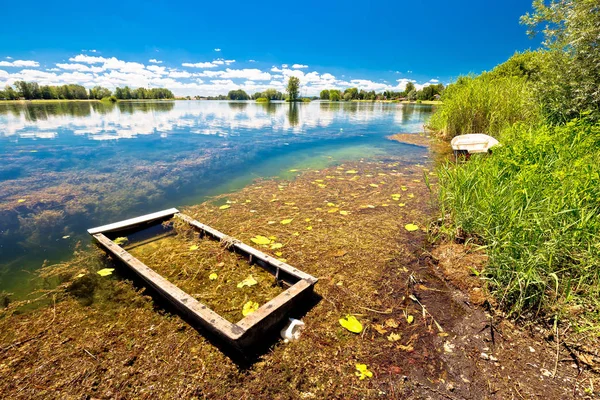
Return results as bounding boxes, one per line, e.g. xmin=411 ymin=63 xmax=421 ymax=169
xmin=0 ymin=100 xmax=433 ymax=297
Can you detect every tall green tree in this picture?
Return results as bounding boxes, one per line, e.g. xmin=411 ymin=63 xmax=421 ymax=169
xmin=521 ymin=0 xmax=600 ymax=121
xmin=286 ymin=76 xmax=300 ymax=101
xmin=319 ymin=89 xmax=330 ymax=100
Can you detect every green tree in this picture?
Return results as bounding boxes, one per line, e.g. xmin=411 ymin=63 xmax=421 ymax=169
xmin=403 ymin=82 xmax=416 ymax=97
xmin=329 ymin=89 xmax=341 ymax=101
xmin=320 ymin=89 xmax=330 ymax=100
xmin=286 ymin=76 xmax=300 ymax=101
xmin=521 ymin=0 xmax=600 ymax=121
xmin=227 ymin=89 xmax=250 ymax=100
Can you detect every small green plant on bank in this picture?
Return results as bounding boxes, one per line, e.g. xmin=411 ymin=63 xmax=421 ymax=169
xmin=437 ymin=119 xmax=600 ymax=320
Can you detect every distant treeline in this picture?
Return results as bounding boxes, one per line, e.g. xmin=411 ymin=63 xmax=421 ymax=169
xmin=0 ymin=81 xmax=174 ymax=100
xmin=320 ymin=83 xmax=444 ymax=101
xmin=192 ymin=84 xmax=444 ymax=102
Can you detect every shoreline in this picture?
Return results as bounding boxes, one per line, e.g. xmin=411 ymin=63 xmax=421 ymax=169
xmin=0 ymin=152 xmax=592 ymax=398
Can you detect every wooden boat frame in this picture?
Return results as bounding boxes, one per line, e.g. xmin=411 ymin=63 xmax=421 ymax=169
xmin=88 ymin=208 xmax=318 ymax=349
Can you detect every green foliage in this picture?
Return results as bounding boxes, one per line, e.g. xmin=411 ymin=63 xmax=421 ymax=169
xmin=521 ymin=0 xmax=600 ymax=122
xmin=286 ymin=76 xmax=300 ymax=101
xmin=329 ymin=90 xmax=341 ymax=101
xmin=416 ymin=84 xmax=444 ymax=101
xmin=428 ymin=74 xmax=540 ymax=139
xmin=437 ymin=119 xmax=600 ymax=318
xmin=255 ymin=97 xmax=269 ymax=103
xmin=101 ymin=95 xmax=118 ymax=103
xmin=227 ymin=89 xmax=250 ymax=100
xmin=320 ymin=89 xmax=330 ymax=100
xmin=89 ymin=86 xmax=112 ymax=100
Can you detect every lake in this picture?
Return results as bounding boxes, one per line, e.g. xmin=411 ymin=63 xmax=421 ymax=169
xmin=0 ymin=100 xmax=433 ymax=297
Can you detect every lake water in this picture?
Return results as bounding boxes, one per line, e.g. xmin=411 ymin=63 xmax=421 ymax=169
xmin=0 ymin=100 xmax=433 ymax=297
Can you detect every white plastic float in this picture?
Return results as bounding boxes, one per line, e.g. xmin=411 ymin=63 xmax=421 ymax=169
xmin=451 ymin=134 xmax=499 ymax=157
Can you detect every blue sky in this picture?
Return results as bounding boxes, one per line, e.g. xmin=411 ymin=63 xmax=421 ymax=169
xmin=0 ymin=0 xmax=541 ymax=96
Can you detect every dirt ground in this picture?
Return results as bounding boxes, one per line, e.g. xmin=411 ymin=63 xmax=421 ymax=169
xmin=0 ymin=144 xmax=598 ymax=398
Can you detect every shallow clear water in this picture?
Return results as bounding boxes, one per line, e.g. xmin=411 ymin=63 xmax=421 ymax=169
xmin=0 ymin=100 xmax=433 ymax=297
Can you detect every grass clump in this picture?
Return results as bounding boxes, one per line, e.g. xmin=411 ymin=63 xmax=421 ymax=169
xmin=428 ymin=74 xmax=540 ymax=139
xmin=437 ymin=118 xmax=600 ymax=320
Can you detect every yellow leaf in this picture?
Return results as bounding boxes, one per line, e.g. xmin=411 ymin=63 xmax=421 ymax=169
xmin=327 ymin=202 xmax=336 ymax=207
xmin=304 ymin=218 xmax=311 ymax=222
xmin=293 ymin=232 xmax=300 ymax=236
xmin=245 ymin=199 xmax=252 ymax=203
xmin=189 ymin=244 xmax=199 ymax=251
xmin=75 ymin=273 xmax=85 ymax=278
xmin=306 ymin=226 xmax=312 ymax=231
xmin=17 ymin=199 xmax=26 ymax=203
xmin=289 ymin=169 xmax=298 ymax=172
xmin=219 ymin=204 xmax=231 ymax=210
xmin=404 ymin=224 xmax=419 ymax=232
xmin=278 ymin=258 xmax=287 ymax=262
xmin=269 ymin=236 xmax=277 ymax=240
xmin=369 ymin=183 xmax=379 ymax=188
xmin=339 ymin=315 xmax=363 ymax=333
xmin=280 ymin=219 xmax=293 ymax=225
xmin=268 ymin=221 xmax=276 ymax=224
xmin=237 ymin=275 xmax=258 ymax=288
xmin=387 ymin=332 xmax=402 ymax=342
xmin=97 ymin=268 xmax=114 ymax=277
xmin=242 ymin=301 xmax=259 ymax=316
xmin=270 ymin=243 xmax=283 ymax=249
xmin=401 ymin=186 xmax=408 ymax=191
xmin=398 ymin=203 xmax=406 ymax=207
xmin=315 ymin=179 xmax=324 ymax=183
xmin=209 ymin=273 xmax=218 ymax=280
xmin=345 ymin=170 xmax=358 ymax=174
xmin=317 ymin=184 xmax=327 ymax=188
xmin=327 ymin=208 xmax=339 ymax=213
xmin=397 ymin=344 xmax=414 ymax=352
xmin=114 ymin=237 xmax=128 ymax=246
xmin=339 ymin=211 xmax=349 ymax=216
xmin=62 ymin=235 xmax=70 ymax=239
xmin=408 ymin=193 xmax=415 ymax=198
xmin=274 ymin=251 xmax=283 ymax=257
xmin=406 ymin=315 xmax=414 ymax=324
xmin=355 ymin=363 xmax=373 ymax=380
xmin=251 ymin=235 xmax=271 ymax=245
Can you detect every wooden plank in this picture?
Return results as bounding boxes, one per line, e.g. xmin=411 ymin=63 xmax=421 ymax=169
xmin=88 ymin=208 xmax=179 ymax=235
xmin=237 ymin=279 xmax=312 ymax=331
xmin=92 ymin=233 xmax=244 ymax=341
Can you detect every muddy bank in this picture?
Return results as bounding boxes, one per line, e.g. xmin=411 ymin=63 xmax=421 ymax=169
xmin=0 ymin=158 xmax=597 ymax=399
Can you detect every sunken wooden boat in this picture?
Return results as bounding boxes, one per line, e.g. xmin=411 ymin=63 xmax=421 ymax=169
xmin=88 ymin=208 xmax=318 ymax=350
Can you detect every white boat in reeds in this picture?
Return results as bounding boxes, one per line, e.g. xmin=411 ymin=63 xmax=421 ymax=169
xmin=451 ymin=133 xmax=499 ymax=157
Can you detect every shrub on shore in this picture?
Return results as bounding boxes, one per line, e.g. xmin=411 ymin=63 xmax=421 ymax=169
xmin=427 ymin=73 xmax=540 ymax=139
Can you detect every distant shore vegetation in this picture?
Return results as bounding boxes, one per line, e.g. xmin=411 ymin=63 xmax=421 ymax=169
xmin=0 ymin=81 xmax=174 ymax=101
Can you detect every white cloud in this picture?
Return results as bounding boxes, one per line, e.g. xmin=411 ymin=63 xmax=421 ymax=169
xmin=271 ymin=66 xmax=282 ymax=73
xmin=0 ymin=60 xmax=40 ymax=67
xmin=292 ymin=64 xmax=308 ymax=69
xmin=149 ymin=59 xmax=163 ymax=64
xmin=6 ymin=56 xmax=13 ymax=60
xmin=249 ymin=59 xmax=256 ymax=63
xmin=218 ymin=68 xmax=271 ymax=80
xmin=429 ymin=79 xmax=439 ymax=83
xmin=56 ymin=63 xmax=104 ymax=73
xmin=182 ymin=62 xmax=218 ymax=68
xmin=214 ymin=48 xmax=221 ymax=52
xmin=147 ymin=65 xmax=167 ymax=75
xmin=282 ymin=64 xmax=288 ymax=68
xmin=69 ymin=54 xmax=107 ymax=64
xmin=169 ymin=70 xmax=193 ymax=78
